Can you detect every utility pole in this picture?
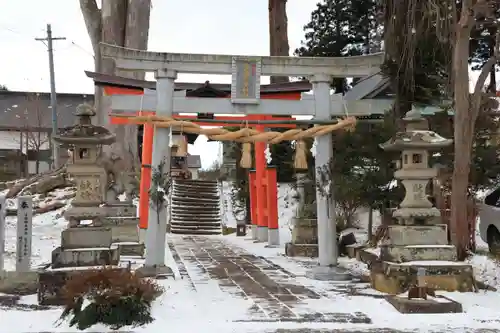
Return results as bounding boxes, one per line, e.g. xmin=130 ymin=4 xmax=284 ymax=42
xmin=35 ymin=24 xmax=66 ymax=169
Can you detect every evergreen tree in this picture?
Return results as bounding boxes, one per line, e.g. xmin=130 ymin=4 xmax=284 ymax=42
xmin=295 ymin=0 xmax=379 ymax=93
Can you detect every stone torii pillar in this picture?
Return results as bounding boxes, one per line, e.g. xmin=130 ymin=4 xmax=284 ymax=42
xmin=307 ymin=74 xmax=349 ymax=280
xmin=144 ymin=69 xmax=176 ymax=271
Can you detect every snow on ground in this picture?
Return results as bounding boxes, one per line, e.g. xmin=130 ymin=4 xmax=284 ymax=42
xmin=2 ymin=183 xmax=500 ymax=332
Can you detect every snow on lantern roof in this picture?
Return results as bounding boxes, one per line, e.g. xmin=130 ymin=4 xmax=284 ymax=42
xmin=380 ymin=110 xmax=452 ymax=151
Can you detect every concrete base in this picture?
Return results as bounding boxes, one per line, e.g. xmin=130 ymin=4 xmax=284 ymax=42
xmin=51 ymin=246 xmax=120 ymax=268
xmin=139 ymin=228 xmax=147 ymax=244
xmin=256 ymin=226 xmax=268 ymax=242
xmin=386 ymin=294 xmax=463 ymax=313
xmin=370 ymin=261 xmax=475 ymax=294
xmin=135 ymin=264 xmax=175 ymax=279
xmin=114 ymin=242 xmax=145 ymax=257
xmin=251 ymin=224 xmax=258 ymax=240
xmin=0 ymin=270 xmax=39 ymax=295
xmin=61 ymin=227 xmax=113 ymax=249
xmin=267 ymin=228 xmax=280 ymax=247
xmin=306 ymin=265 xmax=352 ymax=281
xmin=380 ymin=244 xmax=457 ymax=262
xmin=285 ymin=242 xmax=318 ymax=257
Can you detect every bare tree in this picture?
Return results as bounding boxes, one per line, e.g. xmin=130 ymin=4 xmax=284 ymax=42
xmin=18 ymin=94 xmax=50 ymax=175
xmin=79 ymin=0 xmax=151 ymax=171
xmin=449 ymin=0 xmax=499 ymax=259
xmin=268 ymin=0 xmax=290 ymax=83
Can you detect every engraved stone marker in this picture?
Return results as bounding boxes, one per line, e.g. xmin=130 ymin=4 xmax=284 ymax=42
xmin=16 ymin=196 xmax=33 ymax=272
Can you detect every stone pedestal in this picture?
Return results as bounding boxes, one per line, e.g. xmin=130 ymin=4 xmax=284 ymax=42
xmin=102 ymin=215 xmax=145 ymax=257
xmin=370 ymin=110 xmax=474 ymax=295
xmin=285 ymin=217 xmax=318 ymax=257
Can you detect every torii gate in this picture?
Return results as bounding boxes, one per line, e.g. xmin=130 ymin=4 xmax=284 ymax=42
xmin=89 ymin=72 xmax=311 ymax=247
xmin=100 ymin=42 xmax=385 ymax=280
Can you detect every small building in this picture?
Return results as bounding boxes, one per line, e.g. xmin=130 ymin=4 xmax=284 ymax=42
xmin=0 ymin=90 xmax=93 ymax=176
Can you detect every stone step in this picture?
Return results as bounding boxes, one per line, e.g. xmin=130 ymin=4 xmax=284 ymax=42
xmin=170 ymin=227 xmax=221 ymax=235
xmin=174 ymin=184 xmax=218 ymax=191
xmin=170 ymin=222 xmax=221 ymax=229
xmin=171 ymin=205 xmax=220 ymax=213
xmin=171 ymin=214 xmax=220 ymax=220
xmin=172 ymin=221 xmax=221 ymax=226
xmin=172 ymin=213 xmax=220 ymax=219
xmin=173 ymin=190 xmax=219 ymax=197
xmin=172 ymin=196 xmax=220 ymax=203
xmin=380 ymin=244 xmax=457 ymax=263
xmin=175 ymin=179 xmax=218 ymax=185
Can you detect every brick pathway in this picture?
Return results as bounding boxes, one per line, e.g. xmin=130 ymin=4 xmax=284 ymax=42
xmin=169 ymin=235 xmax=371 ymax=324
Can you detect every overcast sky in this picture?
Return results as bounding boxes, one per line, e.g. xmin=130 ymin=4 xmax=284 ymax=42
xmin=0 ymin=0 xmax=319 ymax=168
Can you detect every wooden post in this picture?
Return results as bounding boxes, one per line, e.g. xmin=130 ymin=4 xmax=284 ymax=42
xmin=0 ymin=195 xmax=5 ymax=272
xmin=249 ymin=170 xmax=258 ymax=240
xmin=266 ymin=167 xmax=279 ymax=246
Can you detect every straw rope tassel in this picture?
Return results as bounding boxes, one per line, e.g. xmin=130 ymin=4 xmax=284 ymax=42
xmin=177 ymin=124 xmax=187 ymax=156
xmin=240 ymin=142 xmax=252 ymax=169
xmin=293 ymin=140 xmax=308 ymax=170
xmin=240 ymin=123 xmax=252 ymax=168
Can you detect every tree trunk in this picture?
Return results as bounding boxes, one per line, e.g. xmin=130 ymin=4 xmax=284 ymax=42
xmin=367 ymin=206 xmax=373 ymax=242
xmin=79 ymin=0 xmax=151 ymax=171
xmin=450 ymin=12 xmax=475 ymax=260
xmin=268 ymin=0 xmax=290 ymax=84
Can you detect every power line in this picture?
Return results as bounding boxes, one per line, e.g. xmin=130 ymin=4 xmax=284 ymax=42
xmin=35 ymin=24 xmax=66 ymax=169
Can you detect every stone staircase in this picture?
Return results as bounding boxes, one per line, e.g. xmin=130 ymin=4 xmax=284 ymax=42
xmin=170 ymin=179 xmax=222 ymax=235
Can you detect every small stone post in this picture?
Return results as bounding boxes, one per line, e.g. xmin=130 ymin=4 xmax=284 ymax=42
xmin=16 ymin=196 xmax=33 ymax=272
xmin=0 ymin=195 xmax=6 ymax=272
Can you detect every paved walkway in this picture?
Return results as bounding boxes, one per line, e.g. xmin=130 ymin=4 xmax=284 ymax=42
xmin=169 ymin=235 xmax=371 ymax=324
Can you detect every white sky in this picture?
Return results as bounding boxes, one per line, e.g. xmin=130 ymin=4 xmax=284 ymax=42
xmin=0 ymin=0 xmax=318 ymax=169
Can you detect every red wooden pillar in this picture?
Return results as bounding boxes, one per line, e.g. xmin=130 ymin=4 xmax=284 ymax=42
xmin=248 ymin=170 xmax=258 ymax=239
xmin=254 ymin=115 xmax=268 ymax=242
xmin=139 ymin=115 xmax=154 ymax=233
xmin=266 ymin=167 xmax=279 ymax=245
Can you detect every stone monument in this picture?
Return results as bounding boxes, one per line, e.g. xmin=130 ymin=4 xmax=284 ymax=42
xmin=370 ymin=109 xmax=474 ymax=296
xmin=38 ymin=104 xmax=128 ymax=305
xmin=285 ymin=175 xmax=319 ymax=257
xmin=100 ymin=152 xmax=144 ymax=257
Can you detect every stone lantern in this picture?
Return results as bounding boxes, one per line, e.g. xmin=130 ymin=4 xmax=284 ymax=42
xmin=380 ymin=109 xmax=452 ymax=226
xmin=38 ymin=104 xmax=125 ymax=306
xmin=368 ymin=109 xmax=475 ymax=295
xmin=53 ymin=104 xmax=115 ymax=225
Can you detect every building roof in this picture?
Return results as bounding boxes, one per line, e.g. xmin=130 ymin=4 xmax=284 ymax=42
xmin=187 ymin=155 xmax=202 ymax=169
xmin=344 ymin=72 xmax=391 ymax=101
xmin=0 ymin=90 xmax=93 ymax=130
xmin=85 ymin=71 xmax=312 ymax=94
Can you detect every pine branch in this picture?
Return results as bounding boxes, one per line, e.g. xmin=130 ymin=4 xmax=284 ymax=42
xmin=149 ymin=160 xmax=171 ymax=211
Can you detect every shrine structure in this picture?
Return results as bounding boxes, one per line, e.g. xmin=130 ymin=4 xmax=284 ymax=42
xmin=99 ymin=43 xmax=383 ymax=280
xmin=86 ymin=71 xmax=309 ymax=244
